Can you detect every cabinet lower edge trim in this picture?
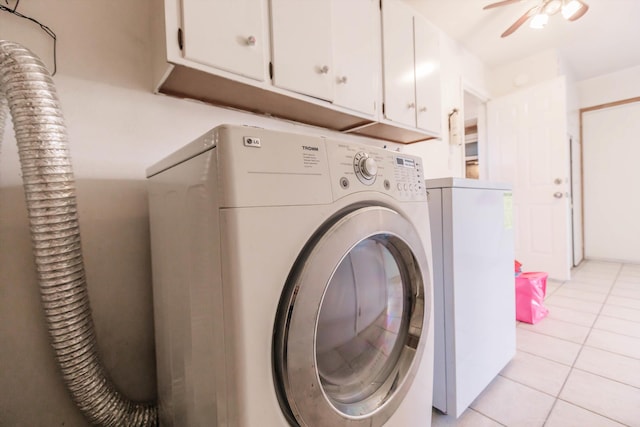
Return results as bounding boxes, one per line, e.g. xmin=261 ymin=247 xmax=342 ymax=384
xmin=159 ymin=65 xmax=369 ymax=132
xmin=158 ymin=64 xmax=435 ymax=144
xmin=348 ymin=122 xmax=437 ymax=144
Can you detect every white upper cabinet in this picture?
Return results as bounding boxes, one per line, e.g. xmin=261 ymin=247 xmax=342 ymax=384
xmin=331 ymin=0 xmax=379 ymax=115
xmin=270 ymin=0 xmax=379 ymax=115
xmin=180 ymin=0 xmax=268 ymax=81
xmin=414 ymin=16 xmax=442 ymax=134
xmin=270 ymin=0 xmax=334 ymax=101
xmin=381 ymin=0 xmax=416 ymax=128
xmin=381 ymin=0 xmax=442 ymax=136
xmin=154 ymin=0 xmax=442 ymax=142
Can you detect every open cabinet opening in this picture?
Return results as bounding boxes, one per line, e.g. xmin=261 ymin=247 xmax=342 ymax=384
xmin=463 ymin=90 xmax=485 ymax=179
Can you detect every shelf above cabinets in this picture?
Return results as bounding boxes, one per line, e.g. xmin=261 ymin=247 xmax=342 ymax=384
xmin=152 ymin=0 xmax=442 ymax=144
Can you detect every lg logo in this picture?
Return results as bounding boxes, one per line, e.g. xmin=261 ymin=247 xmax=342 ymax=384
xmin=243 ymin=136 xmax=261 ymax=147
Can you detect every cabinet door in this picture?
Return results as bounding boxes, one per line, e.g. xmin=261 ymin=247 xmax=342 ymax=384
xmin=331 ymin=0 xmax=379 ymax=115
xmin=181 ymin=0 xmax=267 ymax=81
xmin=414 ymin=16 xmax=442 ymax=134
xmin=381 ymin=0 xmax=416 ymax=127
xmin=270 ymin=0 xmax=333 ymax=101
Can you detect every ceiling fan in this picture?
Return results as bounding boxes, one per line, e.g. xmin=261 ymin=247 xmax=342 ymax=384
xmin=484 ymin=0 xmax=590 ymax=38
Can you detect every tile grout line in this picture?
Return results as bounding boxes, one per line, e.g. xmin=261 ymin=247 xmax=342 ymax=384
xmin=571 ymin=366 xmax=640 ymax=392
xmin=549 ymin=397 xmax=633 ymax=427
xmin=467 ymin=408 xmax=508 ymax=427
xmin=541 ymin=262 xmax=626 ymax=427
xmin=516 ymin=324 xmax=591 ymax=347
xmin=518 ymin=320 xmax=640 ymax=358
xmin=593 ymin=312 xmax=640 ymax=326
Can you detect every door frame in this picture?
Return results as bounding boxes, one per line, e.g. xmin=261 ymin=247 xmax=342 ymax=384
xmin=462 ymin=82 xmax=489 ymax=180
xmin=568 ymin=135 xmax=581 ymax=266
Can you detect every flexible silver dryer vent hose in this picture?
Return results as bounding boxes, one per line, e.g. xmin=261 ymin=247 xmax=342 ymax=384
xmin=0 ymin=40 xmax=157 ymax=426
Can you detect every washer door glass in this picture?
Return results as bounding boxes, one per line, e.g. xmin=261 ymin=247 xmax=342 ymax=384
xmin=316 ymin=237 xmax=407 ymax=410
xmin=273 ymin=206 xmax=430 ymax=427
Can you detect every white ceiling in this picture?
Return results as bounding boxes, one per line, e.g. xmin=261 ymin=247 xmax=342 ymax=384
xmin=405 ymin=0 xmax=640 ymax=81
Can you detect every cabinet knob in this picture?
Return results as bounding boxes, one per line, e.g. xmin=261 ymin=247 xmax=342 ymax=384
xmin=246 ymin=36 xmax=257 ymax=46
xmin=419 ymin=106 xmax=427 ymax=112
xmin=337 ymin=76 xmax=348 ymax=84
xmin=318 ymin=65 xmax=330 ymax=74
xmin=408 ymin=102 xmax=416 ymax=109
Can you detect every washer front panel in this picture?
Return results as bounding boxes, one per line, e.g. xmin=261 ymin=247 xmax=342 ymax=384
xmin=273 ymin=206 xmax=430 ymax=427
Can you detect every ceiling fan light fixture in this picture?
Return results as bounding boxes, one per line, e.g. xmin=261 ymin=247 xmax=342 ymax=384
xmin=562 ymin=0 xmax=584 ymax=19
xmin=545 ymin=0 xmax=563 ymax=15
xmin=530 ymin=12 xmax=549 ymax=29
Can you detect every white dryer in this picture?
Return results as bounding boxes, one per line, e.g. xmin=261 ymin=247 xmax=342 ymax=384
xmin=146 ymin=124 xmax=434 ymax=427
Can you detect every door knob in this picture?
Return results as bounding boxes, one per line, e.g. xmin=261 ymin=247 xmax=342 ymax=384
xmin=554 ymin=178 xmax=562 ymax=185
xmin=553 ymin=192 xmax=563 ymax=199
xmin=318 ymin=65 xmax=330 ymax=74
xmin=246 ymin=36 xmax=257 ymax=46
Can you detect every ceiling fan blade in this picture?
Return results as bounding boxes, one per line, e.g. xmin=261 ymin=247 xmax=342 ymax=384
xmin=483 ymin=0 xmax=525 ymax=10
xmin=501 ymin=5 xmax=540 ymax=37
xmin=568 ymin=2 xmax=589 ymax=21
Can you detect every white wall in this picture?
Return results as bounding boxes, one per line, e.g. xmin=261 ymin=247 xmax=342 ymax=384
xmin=577 ymin=65 xmax=640 ymax=108
xmin=0 ymin=0 xmax=484 ymax=425
xmin=488 ymin=49 xmax=564 ymax=98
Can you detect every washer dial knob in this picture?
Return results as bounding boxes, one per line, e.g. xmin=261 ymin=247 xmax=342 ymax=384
xmin=361 ymin=157 xmax=378 ymax=178
xmin=354 ymin=152 xmax=377 ymax=185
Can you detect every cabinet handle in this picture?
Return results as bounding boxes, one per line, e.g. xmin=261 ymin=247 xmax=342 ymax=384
xmin=319 ymin=65 xmax=330 ymax=74
xmin=337 ymin=76 xmax=348 ymax=84
xmin=419 ymin=106 xmax=427 ymax=112
xmin=408 ymin=102 xmax=416 ymax=109
xmin=246 ymin=36 xmax=257 ymax=46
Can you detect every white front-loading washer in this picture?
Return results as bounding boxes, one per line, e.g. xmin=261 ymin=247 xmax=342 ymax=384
xmin=146 ymin=124 xmax=434 ymax=427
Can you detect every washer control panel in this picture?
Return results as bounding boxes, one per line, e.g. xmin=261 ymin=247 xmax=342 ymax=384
xmin=327 ymin=142 xmax=426 ymax=202
xmin=393 ymin=155 xmax=423 ymax=194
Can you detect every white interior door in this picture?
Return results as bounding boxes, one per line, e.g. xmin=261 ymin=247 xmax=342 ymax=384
xmin=487 ymin=77 xmax=572 ymax=280
xmin=582 ymin=101 xmax=640 ymax=263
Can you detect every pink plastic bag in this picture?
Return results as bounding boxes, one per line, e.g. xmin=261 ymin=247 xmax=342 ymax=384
xmin=515 ymin=272 xmax=549 ymax=324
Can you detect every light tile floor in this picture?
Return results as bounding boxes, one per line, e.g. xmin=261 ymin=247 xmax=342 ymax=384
xmin=432 ymin=261 xmax=640 ymax=427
